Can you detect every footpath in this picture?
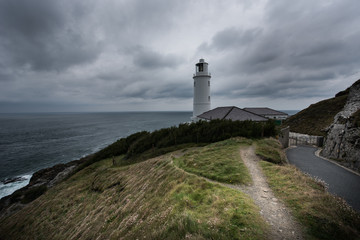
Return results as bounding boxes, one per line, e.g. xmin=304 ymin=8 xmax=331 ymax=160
xmin=172 ymin=146 xmax=304 ymax=240
xmin=233 ymin=146 xmax=303 ymax=240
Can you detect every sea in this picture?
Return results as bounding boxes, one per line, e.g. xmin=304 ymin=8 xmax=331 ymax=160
xmin=0 ymin=110 xmax=298 ymax=199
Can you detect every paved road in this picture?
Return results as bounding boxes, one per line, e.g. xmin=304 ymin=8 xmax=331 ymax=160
xmin=286 ymin=145 xmax=360 ymax=213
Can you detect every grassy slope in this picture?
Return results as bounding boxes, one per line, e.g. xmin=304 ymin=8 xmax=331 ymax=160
xmin=255 ymin=139 xmax=360 ymax=239
xmin=0 ymin=140 xmax=267 ymax=240
xmin=255 ymin=138 xmax=287 ymax=164
xmin=174 ymin=138 xmax=252 ymax=185
xmin=2 ymin=138 xmax=360 ymax=239
xmin=260 ymin=161 xmax=360 ymax=239
xmin=283 ymin=94 xmax=348 ymax=136
xmin=177 ymin=138 xmax=360 ymax=239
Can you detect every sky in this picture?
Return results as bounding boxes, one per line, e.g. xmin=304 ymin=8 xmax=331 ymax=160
xmin=0 ymin=0 xmax=359 ymax=113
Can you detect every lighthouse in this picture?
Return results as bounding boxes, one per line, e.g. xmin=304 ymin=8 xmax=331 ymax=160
xmin=192 ymin=59 xmax=211 ymax=121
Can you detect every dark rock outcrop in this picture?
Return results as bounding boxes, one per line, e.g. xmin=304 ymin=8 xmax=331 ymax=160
xmin=322 ymin=80 xmax=360 ymax=172
xmin=0 ymin=154 xmax=94 ymax=219
xmin=1 ymin=177 xmax=27 ymax=185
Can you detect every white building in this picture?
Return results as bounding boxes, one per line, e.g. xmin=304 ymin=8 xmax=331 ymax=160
xmin=192 ymin=59 xmax=211 ymax=121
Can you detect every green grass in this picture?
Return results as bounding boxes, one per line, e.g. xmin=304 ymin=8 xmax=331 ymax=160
xmin=3 ymin=137 xmax=360 ymax=239
xmin=0 ymin=147 xmax=267 ymax=239
xmin=159 ymin=177 xmax=267 ymax=239
xmin=255 ymin=138 xmax=287 ymax=164
xmin=260 ymin=161 xmax=360 ymax=240
xmin=88 ymin=119 xmax=277 ymax=170
xmin=174 ymin=138 xmax=252 ymax=185
xmin=116 ymin=143 xmax=207 ymax=166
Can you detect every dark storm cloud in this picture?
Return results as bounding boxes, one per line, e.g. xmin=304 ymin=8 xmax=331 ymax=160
xmin=118 ymin=83 xmax=192 ymax=100
xmin=133 ymin=47 xmax=184 ymax=70
xmin=123 ymin=0 xmax=182 ymax=32
xmin=200 ymin=0 xmax=360 ymax=100
xmin=115 ymin=78 xmax=191 ymax=100
xmin=201 ymin=27 xmax=262 ymax=51
xmin=1 ymin=0 xmax=359 ymax=112
xmin=0 ymin=0 xmax=102 ymax=72
xmin=154 ymin=84 xmax=193 ymax=99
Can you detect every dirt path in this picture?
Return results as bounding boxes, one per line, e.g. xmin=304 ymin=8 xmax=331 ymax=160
xmin=170 ymin=146 xmax=304 ymax=239
xmin=233 ymin=146 xmax=304 ymax=240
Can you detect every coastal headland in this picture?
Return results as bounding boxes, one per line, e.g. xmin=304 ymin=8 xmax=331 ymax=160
xmin=1 ymin=122 xmax=360 ymax=239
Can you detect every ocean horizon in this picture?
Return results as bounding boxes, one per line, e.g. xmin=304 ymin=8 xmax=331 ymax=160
xmin=0 ymin=110 xmax=299 ymax=199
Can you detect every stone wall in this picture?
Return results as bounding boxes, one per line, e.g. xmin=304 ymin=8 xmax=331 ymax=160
xmin=278 ymin=126 xmax=289 ymax=148
xmin=289 ymin=132 xmax=324 ymax=147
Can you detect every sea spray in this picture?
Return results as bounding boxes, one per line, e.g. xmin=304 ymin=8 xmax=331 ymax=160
xmin=0 ymin=174 xmax=32 ymax=199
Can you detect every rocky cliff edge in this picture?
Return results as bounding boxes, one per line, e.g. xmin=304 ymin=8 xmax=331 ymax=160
xmin=322 ymin=80 xmax=360 ymax=172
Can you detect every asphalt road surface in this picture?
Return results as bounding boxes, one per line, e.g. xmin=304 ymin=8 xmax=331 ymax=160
xmin=286 ymin=145 xmax=360 ymax=212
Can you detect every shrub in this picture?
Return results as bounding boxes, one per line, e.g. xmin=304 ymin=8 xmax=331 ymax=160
xmin=82 ymin=119 xmax=277 ymax=167
xmin=255 ymin=138 xmax=286 ymax=164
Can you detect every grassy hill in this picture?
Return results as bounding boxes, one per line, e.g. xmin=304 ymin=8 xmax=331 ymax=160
xmin=283 ymin=94 xmax=348 ymax=136
xmin=1 ymin=138 xmax=359 ymax=239
xmin=0 ymin=139 xmax=268 ymax=240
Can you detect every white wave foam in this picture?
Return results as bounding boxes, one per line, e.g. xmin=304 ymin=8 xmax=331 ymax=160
xmin=0 ymin=174 xmax=32 ymax=199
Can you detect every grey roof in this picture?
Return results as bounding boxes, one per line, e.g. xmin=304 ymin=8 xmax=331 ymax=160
xmin=198 ymin=106 xmax=268 ymax=122
xmin=197 ymin=106 xmax=233 ymax=120
xmin=243 ymin=107 xmax=288 ymax=116
xmin=225 ymin=107 xmax=268 ymax=121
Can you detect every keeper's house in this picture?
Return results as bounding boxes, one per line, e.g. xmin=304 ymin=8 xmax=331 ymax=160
xmin=243 ymin=108 xmax=288 ymax=120
xmin=197 ymin=106 xmax=288 ymax=122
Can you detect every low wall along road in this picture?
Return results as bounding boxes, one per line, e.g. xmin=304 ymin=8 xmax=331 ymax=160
xmin=289 ymin=132 xmax=324 ymax=147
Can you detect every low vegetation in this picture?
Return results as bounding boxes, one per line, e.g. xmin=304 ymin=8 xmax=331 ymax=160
xmin=0 ymin=144 xmax=268 ymax=239
xmin=260 ymin=161 xmax=360 ymax=239
xmin=174 ymin=138 xmax=252 ymax=185
xmin=283 ymin=94 xmax=348 ymax=136
xmin=80 ymin=119 xmax=276 ymax=170
xmin=2 ymin=133 xmax=360 ymax=239
xmin=255 ymin=138 xmax=287 ymax=164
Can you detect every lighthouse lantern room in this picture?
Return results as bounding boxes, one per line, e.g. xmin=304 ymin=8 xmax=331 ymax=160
xmin=192 ymin=59 xmax=211 ymax=121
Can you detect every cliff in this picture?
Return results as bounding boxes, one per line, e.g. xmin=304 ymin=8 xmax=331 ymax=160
xmin=322 ymin=80 xmax=360 ymax=172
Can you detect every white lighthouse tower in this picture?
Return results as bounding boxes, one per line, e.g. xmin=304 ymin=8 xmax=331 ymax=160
xmin=192 ymin=58 xmax=211 ymax=121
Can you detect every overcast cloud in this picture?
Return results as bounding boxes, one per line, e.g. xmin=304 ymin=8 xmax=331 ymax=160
xmin=0 ymin=0 xmax=359 ymax=112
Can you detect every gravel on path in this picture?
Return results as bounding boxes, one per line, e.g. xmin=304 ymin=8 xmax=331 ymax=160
xmin=229 ymin=146 xmax=304 ymax=240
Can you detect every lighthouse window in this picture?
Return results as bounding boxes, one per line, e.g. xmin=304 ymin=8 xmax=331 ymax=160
xmin=208 ymin=81 xmax=210 ymax=86
xmin=198 ymin=63 xmax=203 ymax=72
xmin=194 ymin=81 xmax=196 ymax=87
xmin=208 ymin=96 xmax=210 ymax=101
